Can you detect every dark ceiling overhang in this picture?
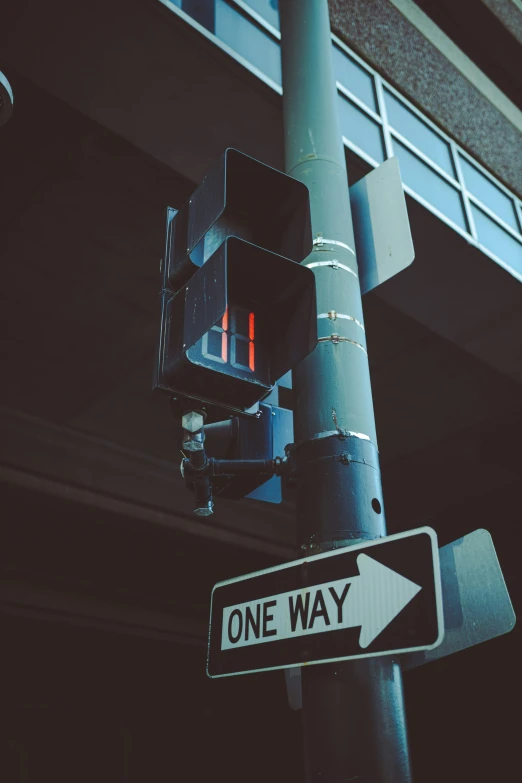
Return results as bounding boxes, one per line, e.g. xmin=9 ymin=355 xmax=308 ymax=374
xmin=2 ymin=0 xmax=519 ymax=384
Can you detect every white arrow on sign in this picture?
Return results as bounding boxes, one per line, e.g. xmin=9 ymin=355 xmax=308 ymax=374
xmin=221 ymin=554 xmax=421 ymax=652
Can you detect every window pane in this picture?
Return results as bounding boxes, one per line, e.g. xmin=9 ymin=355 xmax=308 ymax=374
xmin=215 ymin=0 xmax=282 ymax=86
xmin=181 ymin=0 xmax=214 ymax=31
xmin=384 ymin=90 xmax=455 ymax=177
xmin=243 ymin=0 xmax=279 ymax=30
xmin=332 ymin=45 xmax=377 ymax=112
xmin=459 ymin=156 xmax=519 ymax=232
xmin=393 ymin=140 xmax=467 ymax=231
xmin=471 ymin=205 xmax=522 ymax=275
xmin=338 ymin=94 xmax=384 ymax=164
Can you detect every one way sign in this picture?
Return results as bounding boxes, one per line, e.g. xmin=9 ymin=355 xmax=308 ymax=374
xmin=207 ymin=527 xmax=443 ymax=678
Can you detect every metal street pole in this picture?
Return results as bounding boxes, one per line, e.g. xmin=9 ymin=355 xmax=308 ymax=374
xmin=279 ymin=1 xmax=413 ymax=781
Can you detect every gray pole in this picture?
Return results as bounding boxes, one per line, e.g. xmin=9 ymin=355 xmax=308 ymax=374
xmin=279 ymin=1 xmax=413 ymax=781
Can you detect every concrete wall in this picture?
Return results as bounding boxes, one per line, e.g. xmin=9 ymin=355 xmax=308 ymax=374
xmin=329 ymin=0 xmax=522 ymax=197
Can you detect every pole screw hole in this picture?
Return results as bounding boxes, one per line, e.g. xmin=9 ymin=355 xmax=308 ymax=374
xmin=371 ymin=498 xmax=382 ymax=514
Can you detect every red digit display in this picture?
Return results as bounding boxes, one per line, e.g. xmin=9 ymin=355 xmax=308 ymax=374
xmin=249 ymin=312 xmax=255 ymax=372
xmin=187 ymin=303 xmax=268 ymax=385
xmin=221 ymin=307 xmax=229 ymax=363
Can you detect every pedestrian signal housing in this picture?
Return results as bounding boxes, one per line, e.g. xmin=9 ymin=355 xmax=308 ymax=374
xmin=153 ymin=149 xmax=317 ymax=421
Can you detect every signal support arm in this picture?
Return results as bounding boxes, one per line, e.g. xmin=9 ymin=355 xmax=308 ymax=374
xmin=180 ymin=411 xmax=288 ymax=516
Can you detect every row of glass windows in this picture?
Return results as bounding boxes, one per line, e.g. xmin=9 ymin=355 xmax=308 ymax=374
xmin=170 ymin=0 xmax=522 ymax=278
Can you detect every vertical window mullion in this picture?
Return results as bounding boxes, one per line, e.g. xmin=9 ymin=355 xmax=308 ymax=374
xmin=374 ymin=74 xmax=394 ymax=160
xmin=515 ymin=200 xmax=522 ymax=235
xmin=450 ymin=142 xmax=477 ymax=241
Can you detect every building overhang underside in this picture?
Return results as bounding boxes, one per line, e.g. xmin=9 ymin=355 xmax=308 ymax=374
xmin=0 ymin=0 xmax=520 ymax=639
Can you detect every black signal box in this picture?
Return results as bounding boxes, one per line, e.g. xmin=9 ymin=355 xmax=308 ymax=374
xmin=153 ymin=149 xmax=317 ymax=421
xmin=156 ymin=237 xmax=316 ymax=420
xmin=167 ymin=148 xmax=312 ymax=293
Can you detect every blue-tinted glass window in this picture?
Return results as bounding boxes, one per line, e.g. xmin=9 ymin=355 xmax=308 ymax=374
xmin=332 ymin=46 xmax=377 ymax=113
xmin=393 ymin=140 xmax=467 ymax=231
xmin=243 ymin=0 xmax=279 ymax=30
xmin=215 ymin=0 xmax=282 ymax=86
xmin=181 ymin=0 xmax=214 ymax=31
xmin=459 ymin=156 xmax=519 ymax=232
xmin=338 ymin=94 xmax=384 ymax=164
xmin=471 ymin=204 xmax=522 ymax=275
xmin=384 ymin=90 xmax=455 ymax=178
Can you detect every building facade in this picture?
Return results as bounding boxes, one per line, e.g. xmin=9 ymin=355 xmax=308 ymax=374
xmin=0 ymin=1 xmax=521 ymax=781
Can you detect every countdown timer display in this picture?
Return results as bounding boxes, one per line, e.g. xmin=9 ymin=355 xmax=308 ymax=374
xmin=186 ymin=304 xmax=269 ymax=386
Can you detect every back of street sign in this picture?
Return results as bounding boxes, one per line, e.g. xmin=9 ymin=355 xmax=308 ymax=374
xmin=403 ymin=528 xmax=516 ymax=669
xmin=207 ymin=527 xmax=443 ymax=678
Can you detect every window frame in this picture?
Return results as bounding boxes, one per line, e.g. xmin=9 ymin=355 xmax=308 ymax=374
xmin=158 ymin=0 xmax=522 ymax=282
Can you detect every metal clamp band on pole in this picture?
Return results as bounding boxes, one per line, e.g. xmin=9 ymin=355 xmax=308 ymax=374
xmin=306 ymin=260 xmax=358 ymax=278
xmin=317 ymin=312 xmax=366 ymax=331
xmin=312 ymin=236 xmax=355 ymax=254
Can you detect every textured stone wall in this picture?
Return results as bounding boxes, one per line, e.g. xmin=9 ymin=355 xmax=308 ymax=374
xmin=328 ymin=0 xmax=522 ymax=197
xmin=480 ymin=0 xmax=522 ymax=43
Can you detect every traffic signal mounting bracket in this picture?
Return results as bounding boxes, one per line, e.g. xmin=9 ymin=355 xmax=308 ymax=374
xmin=180 ymin=404 xmax=292 ymax=516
